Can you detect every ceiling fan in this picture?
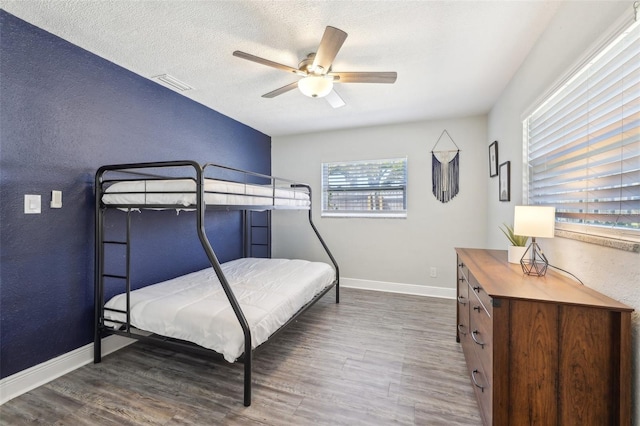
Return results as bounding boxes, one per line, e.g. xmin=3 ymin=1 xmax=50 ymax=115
xmin=233 ymin=26 xmax=397 ymax=108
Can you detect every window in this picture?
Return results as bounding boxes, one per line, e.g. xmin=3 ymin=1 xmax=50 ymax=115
xmin=321 ymin=158 xmax=407 ymax=218
xmin=523 ymin=18 xmax=639 ymax=242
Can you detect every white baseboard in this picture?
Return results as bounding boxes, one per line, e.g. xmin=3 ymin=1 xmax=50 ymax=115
xmin=340 ymin=277 xmax=456 ymax=299
xmin=0 ymin=334 xmax=134 ymax=405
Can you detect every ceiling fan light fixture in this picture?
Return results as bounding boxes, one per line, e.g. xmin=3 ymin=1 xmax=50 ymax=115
xmin=298 ymin=75 xmax=333 ymax=98
xmin=234 ymin=26 xmax=397 ymax=107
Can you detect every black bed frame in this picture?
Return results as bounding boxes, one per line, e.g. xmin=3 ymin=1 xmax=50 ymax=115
xmin=93 ymin=160 xmax=339 ymax=406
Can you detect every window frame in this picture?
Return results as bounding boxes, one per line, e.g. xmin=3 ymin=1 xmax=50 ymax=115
xmin=522 ymin=14 xmax=640 ymax=248
xmin=321 ymin=157 xmax=408 ymax=219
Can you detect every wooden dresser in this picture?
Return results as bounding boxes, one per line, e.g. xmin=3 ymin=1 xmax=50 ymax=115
xmin=455 ymin=248 xmax=633 ymax=425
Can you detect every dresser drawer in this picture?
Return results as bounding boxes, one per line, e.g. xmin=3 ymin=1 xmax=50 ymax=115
xmin=469 ymin=295 xmax=493 ymax=378
xmin=465 ymin=348 xmax=493 ymax=426
xmin=458 ymin=259 xmax=470 ymax=283
xmin=457 ymin=258 xmax=470 ymax=342
xmin=457 ymin=269 xmax=469 ymax=305
xmin=457 ymin=296 xmax=470 ymax=341
xmin=468 ymin=273 xmax=492 ymax=317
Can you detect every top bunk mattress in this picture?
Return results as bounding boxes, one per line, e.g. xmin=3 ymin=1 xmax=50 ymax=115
xmin=101 ymin=178 xmax=310 ymax=208
xmin=103 ymin=257 xmax=335 ymax=362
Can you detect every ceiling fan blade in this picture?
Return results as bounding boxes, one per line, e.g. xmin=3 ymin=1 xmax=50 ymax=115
xmin=325 ymin=89 xmax=346 ymax=109
xmin=330 ymin=71 xmax=397 ymax=84
xmin=262 ymin=81 xmax=299 ymax=98
xmin=233 ymin=51 xmax=304 ymax=75
xmin=312 ymin=26 xmax=348 ymax=73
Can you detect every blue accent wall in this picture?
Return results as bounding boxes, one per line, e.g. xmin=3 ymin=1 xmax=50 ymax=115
xmin=0 ymin=11 xmax=271 ymax=378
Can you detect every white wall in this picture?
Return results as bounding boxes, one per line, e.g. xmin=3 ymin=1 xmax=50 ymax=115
xmin=487 ymin=1 xmax=640 ymax=421
xmin=272 ymin=116 xmax=487 ymax=295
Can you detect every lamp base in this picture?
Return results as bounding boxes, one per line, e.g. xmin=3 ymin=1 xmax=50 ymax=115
xmin=520 ymin=240 xmax=548 ymax=276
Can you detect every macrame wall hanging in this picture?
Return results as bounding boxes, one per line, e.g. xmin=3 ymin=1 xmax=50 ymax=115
xmin=431 ymin=129 xmax=460 ymax=203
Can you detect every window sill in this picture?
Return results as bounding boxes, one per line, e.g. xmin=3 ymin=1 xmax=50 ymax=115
xmin=555 ymin=229 xmax=640 ymax=253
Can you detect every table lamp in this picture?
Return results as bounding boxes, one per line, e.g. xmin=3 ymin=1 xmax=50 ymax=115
xmin=513 ymin=205 xmax=556 ymax=276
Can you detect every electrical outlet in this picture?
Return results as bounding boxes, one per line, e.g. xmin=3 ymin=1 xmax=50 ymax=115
xmin=430 ymin=267 xmax=437 ymax=278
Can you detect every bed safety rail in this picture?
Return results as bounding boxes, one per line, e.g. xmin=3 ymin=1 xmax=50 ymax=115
xmin=97 ymin=161 xmax=311 ymax=211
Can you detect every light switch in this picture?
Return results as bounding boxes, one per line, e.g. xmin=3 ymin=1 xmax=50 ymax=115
xmin=51 ymin=190 xmax=62 ymax=208
xmin=24 ymin=194 xmax=41 ymax=214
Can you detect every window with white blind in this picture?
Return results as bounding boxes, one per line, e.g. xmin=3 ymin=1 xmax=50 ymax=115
xmin=523 ymin=17 xmax=639 ymax=242
xmin=321 ymin=158 xmax=407 ymax=218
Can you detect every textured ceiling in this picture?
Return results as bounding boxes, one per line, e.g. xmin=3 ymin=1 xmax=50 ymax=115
xmin=0 ymin=1 xmax=561 ymax=137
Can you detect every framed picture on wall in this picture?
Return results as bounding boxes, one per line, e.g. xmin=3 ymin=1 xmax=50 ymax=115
xmin=499 ymin=161 xmax=510 ymax=201
xmin=489 ymin=141 xmax=499 ymax=177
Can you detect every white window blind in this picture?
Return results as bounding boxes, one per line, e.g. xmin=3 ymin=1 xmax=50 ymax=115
xmin=321 ymin=158 xmax=407 ymax=218
xmin=523 ymin=19 xmax=639 ymax=239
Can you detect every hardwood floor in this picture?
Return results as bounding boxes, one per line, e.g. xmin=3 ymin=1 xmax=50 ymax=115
xmin=1 ymin=288 xmax=482 ymax=425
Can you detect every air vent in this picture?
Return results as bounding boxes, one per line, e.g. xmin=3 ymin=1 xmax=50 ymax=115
xmin=151 ymin=74 xmax=193 ymax=92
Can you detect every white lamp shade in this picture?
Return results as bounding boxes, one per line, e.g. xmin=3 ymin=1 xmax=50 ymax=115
xmin=298 ymin=76 xmax=333 ymax=98
xmin=513 ymin=206 xmax=556 ymax=238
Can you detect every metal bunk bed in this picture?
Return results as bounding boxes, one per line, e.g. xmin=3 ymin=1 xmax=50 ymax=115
xmin=93 ymin=160 xmax=339 ymax=406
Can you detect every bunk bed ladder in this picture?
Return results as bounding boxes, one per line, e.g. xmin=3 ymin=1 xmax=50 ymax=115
xmin=243 ymin=210 xmax=271 ymax=258
xmin=94 ymin=206 xmax=133 ymax=363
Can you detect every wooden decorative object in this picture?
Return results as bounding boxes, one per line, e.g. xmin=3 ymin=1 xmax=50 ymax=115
xmin=455 ymin=248 xmax=633 ymax=425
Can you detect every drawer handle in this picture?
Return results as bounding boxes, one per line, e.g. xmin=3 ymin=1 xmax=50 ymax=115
xmin=471 ymin=330 xmax=486 ymax=348
xmin=458 ymin=263 xmax=464 ymax=268
xmin=457 ymin=296 xmax=467 ymax=306
xmin=457 ymin=324 xmax=467 ymax=336
xmin=473 ymin=305 xmax=481 ymax=312
xmin=458 ymin=277 xmax=465 ymax=283
xmin=471 ymin=369 xmax=485 ymax=392
xmin=473 ymin=286 xmax=481 ymax=293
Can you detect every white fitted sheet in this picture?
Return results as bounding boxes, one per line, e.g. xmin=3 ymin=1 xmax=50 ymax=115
xmin=102 ymin=178 xmax=310 ymax=208
xmin=103 ymin=258 xmax=335 ymax=362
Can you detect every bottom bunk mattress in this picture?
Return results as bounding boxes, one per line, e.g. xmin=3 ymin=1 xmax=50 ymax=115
xmin=103 ymin=257 xmax=335 ymax=362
